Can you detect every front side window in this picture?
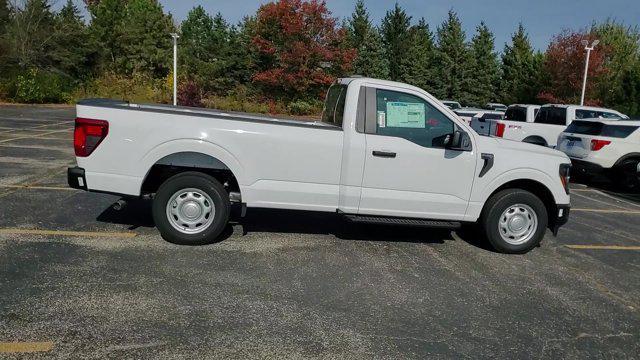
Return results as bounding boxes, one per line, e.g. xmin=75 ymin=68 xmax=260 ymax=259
xmin=375 ymin=89 xmax=454 ymax=148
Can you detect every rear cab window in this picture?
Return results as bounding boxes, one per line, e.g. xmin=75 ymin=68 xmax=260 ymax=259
xmin=535 ymin=107 xmax=567 ymax=125
xmin=322 ymin=84 xmax=347 ymax=127
xmin=505 ymin=107 xmax=527 ymax=122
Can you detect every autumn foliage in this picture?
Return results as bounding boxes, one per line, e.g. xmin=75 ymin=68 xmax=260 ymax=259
xmin=251 ymin=0 xmax=356 ymax=99
xmin=538 ymin=31 xmax=608 ymax=106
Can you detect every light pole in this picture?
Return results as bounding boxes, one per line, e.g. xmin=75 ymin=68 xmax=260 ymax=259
xmin=580 ymin=39 xmax=599 ymax=106
xmin=170 ymin=33 xmax=180 ymax=106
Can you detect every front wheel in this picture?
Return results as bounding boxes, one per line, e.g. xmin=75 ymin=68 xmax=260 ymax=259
xmin=152 ymin=172 xmax=230 ymax=245
xmin=480 ymin=189 xmax=548 ymax=254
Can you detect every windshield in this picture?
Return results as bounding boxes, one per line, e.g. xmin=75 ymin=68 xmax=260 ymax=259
xmin=321 ymin=84 xmax=347 ymax=127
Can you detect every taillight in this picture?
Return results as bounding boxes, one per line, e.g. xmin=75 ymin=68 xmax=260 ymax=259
xmin=559 ymin=163 xmax=571 ymax=194
xmin=74 ymin=118 xmax=108 ymax=157
xmin=495 ymin=122 xmax=506 ymax=137
xmin=590 ymin=139 xmax=611 ymax=151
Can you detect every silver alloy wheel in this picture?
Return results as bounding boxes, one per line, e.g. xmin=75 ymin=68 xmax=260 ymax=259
xmin=498 ymin=203 xmax=538 ymax=245
xmin=165 ymin=188 xmax=215 ymax=234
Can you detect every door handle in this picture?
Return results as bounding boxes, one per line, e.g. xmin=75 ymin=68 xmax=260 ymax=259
xmin=372 ymin=151 xmax=396 ymax=158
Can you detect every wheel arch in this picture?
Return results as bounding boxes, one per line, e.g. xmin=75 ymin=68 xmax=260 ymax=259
xmin=483 ymin=178 xmax=557 ymax=229
xmin=613 ymin=153 xmax=640 ymax=168
xmin=522 ymin=136 xmax=548 ymax=147
xmin=141 ymin=151 xmax=241 ymax=196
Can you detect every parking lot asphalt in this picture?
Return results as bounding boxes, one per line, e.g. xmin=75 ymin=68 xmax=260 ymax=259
xmin=0 ymin=105 xmax=638 ymax=359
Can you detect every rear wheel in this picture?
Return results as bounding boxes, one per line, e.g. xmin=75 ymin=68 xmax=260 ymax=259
xmin=612 ymin=159 xmax=640 ymax=192
xmin=152 ymin=172 xmax=230 ymax=245
xmin=480 ymin=189 xmax=548 ymax=254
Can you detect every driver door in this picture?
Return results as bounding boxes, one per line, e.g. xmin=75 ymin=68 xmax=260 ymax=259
xmin=358 ymin=87 xmax=476 ymax=220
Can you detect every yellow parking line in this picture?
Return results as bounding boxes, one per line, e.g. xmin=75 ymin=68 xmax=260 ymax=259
xmin=0 ymin=120 xmax=71 ymax=135
xmin=0 ymin=129 xmax=71 ymax=144
xmin=0 ymin=229 xmax=137 ymax=238
xmin=566 ymin=245 xmax=640 ymax=251
xmin=0 ymin=184 xmax=76 ymax=191
xmin=0 ymin=341 xmax=54 ymax=353
xmin=572 ymin=208 xmax=640 ymax=214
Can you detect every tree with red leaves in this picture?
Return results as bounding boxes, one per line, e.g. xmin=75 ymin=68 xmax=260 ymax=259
xmin=251 ymin=0 xmax=355 ymax=99
xmin=538 ymin=31 xmax=607 ymax=105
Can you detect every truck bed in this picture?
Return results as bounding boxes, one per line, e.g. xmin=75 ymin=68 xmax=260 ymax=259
xmin=77 ymin=99 xmax=337 ymax=130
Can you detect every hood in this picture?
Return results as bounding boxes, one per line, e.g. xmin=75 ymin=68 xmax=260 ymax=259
xmin=490 ymin=137 xmax=570 ymax=161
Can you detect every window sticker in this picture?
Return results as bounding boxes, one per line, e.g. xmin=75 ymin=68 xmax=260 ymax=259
xmin=377 ymin=111 xmax=386 ymax=128
xmin=386 ymin=102 xmax=425 ymax=128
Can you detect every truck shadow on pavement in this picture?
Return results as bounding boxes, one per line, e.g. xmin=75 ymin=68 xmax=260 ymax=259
xmin=96 ymin=199 xmax=488 ymax=248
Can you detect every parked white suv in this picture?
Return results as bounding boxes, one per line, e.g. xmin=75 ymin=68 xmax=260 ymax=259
xmin=557 ymin=119 xmax=640 ymax=191
xmin=491 ymin=104 xmax=628 ymax=147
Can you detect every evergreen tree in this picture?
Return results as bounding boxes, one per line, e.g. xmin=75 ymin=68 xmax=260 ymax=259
xmin=4 ymin=0 xmax=55 ymax=69
xmin=469 ymin=22 xmax=500 ymax=106
xmin=380 ymin=3 xmax=411 ymax=81
xmin=181 ymin=6 xmax=217 ymax=85
xmin=433 ymin=10 xmax=473 ymax=102
xmin=0 ymin=0 xmax=10 ymax=72
xmin=347 ymin=0 xmax=370 ymax=48
xmin=116 ymin=0 xmax=174 ymax=76
xmin=88 ymin=0 xmax=127 ymax=71
xmin=592 ymin=21 xmax=640 ymax=114
xmin=225 ymin=22 xmax=252 ymax=88
xmin=500 ymin=24 xmax=540 ymax=104
xmin=51 ymin=0 xmax=93 ymax=79
xmin=347 ymin=1 xmax=388 ymax=78
xmin=0 ymin=0 xmax=9 ymax=32
xmin=399 ymin=18 xmax=435 ymax=92
xmin=353 ymin=28 xmax=389 ymax=78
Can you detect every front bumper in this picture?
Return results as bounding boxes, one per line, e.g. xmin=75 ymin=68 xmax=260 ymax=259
xmin=552 ymin=204 xmax=570 ymax=236
xmin=67 ymin=167 xmax=87 ymax=190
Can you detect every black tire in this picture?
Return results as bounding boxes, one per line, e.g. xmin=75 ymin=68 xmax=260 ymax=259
xmin=480 ymin=189 xmax=548 ymax=254
xmin=152 ymin=172 xmax=230 ymax=245
xmin=611 ymin=159 xmax=640 ymax=193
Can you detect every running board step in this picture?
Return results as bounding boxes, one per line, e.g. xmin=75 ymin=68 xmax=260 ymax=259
xmin=343 ymin=215 xmax=461 ymax=228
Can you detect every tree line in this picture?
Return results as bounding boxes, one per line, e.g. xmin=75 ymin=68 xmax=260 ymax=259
xmin=0 ymin=0 xmax=639 ymax=116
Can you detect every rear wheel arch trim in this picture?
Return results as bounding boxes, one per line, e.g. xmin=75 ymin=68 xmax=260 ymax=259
xmin=523 ymin=136 xmax=548 ymax=146
xmin=140 ymin=140 xmax=245 ymax=185
xmin=613 ymin=153 xmax=640 ymax=168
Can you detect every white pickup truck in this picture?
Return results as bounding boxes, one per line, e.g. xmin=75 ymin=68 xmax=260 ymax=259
xmin=490 ymin=104 xmax=627 ymax=147
xmin=68 ymin=77 xmax=571 ymax=254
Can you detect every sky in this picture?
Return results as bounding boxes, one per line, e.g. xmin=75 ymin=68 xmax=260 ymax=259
xmin=58 ymin=0 xmax=640 ymax=51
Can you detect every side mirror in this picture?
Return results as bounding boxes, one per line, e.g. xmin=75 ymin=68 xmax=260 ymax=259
xmin=445 ymin=130 xmax=472 ymax=151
